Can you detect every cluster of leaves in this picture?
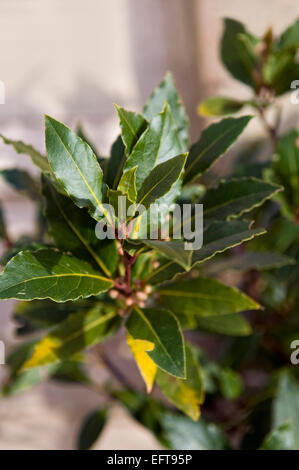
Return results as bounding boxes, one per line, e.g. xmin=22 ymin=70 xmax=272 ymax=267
xmin=0 ymin=16 xmax=298 ymax=449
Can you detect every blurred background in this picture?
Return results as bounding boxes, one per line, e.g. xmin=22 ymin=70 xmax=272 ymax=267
xmin=0 ymin=0 xmax=298 ymax=450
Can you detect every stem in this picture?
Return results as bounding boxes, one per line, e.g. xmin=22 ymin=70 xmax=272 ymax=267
xmin=101 ymin=349 xmax=134 ymax=389
xmin=257 ymin=104 xmax=280 ymax=150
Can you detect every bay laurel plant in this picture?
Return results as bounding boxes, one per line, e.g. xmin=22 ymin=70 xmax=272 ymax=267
xmin=0 ymin=18 xmax=297 ymax=447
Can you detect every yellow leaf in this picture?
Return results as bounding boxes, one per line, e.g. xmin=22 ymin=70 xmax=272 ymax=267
xmin=23 ymin=337 xmax=60 ymax=370
xmin=127 ymin=333 xmax=157 ymax=393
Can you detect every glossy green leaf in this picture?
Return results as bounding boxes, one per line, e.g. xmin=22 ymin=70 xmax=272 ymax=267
xmin=273 ymin=371 xmax=299 ymax=450
xmin=78 ymin=408 xmax=108 ymax=450
xmin=221 ymin=18 xmax=259 ymax=88
xmin=158 ymin=277 xmax=259 ymax=317
xmin=0 ymin=134 xmax=51 ymax=174
xmin=136 ymin=154 xmax=187 ymax=209
xmin=156 ymin=343 xmax=204 ymax=420
xmin=125 ymin=103 xmax=183 ymax=190
xmin=126 ymin=307 xmax=186 ymax=378
xmin=76 ymin=124 xmax=102 ymax=161
xmin=201 ymin=177 xmax=282 ymax=221
xmin=45 ymin=116 xmax=105 ymax=221
xmin=115 ymin=105 xmax=148 ymax=155
xmin=198 ymin=97 xmax=245 ymax=116
xmin=23 ymin=304 xmax=121 ymax=369
xmin=160 ymin=412 xmax=228 ymax=450
xmin=143 ymin=72 xmax=189 ymax=151
xmin=43 ymin=177 xmax=113 ymax=277
xmin=0 ymin=249 xmax=113 ymax=302
xmin=117 ymin=166 xmax=137 ymax=202
xmin=184 ymin=116 xmax=252 ymax=184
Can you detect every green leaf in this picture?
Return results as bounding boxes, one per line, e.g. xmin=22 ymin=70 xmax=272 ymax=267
xmin=273 ymin=371 xmax=299 ymax=450
xmin=145 ymin=220 xmax=265 ymax=285
xmin=141 ymin=239 xmax=192 ymax=271
xmin=114 ymin=105 xmax=148 ymax=155
xmin=0 ymin=134 xmax=51 ymax=174
xmin=158 ymin=277 xmax=259 ymax=317
xmin=218 ymin=368 xmax=243 ymax=400
xmin=23 ymin=304 xmax=121 ymax=369
xmin=263 ymin=48 xmax=299 ymax=95
xmin=0 ymin=249 xmax=113 ymax=302
xmin=277 ymin=18 xmax=299 ymax=49
xmin=14 ymin=299 xmax=91 ymax=332
xmin=0 ymin=203 xmax=7 ymax=241
xmin=221 ymin=18 xmax=259 ymax=88
xmin=76 ymin=124 xmax=102 ymax=161
xmin=272 ymin=130 xmax=299 ymax=215
xmin=125 ymin=103 xmax=183 ymax=190
xmin=126 ymin=307 xmax=186 ymax=378
xmin=206 ymin=252 xmax=295 ymax=275
xmin=117 ymin=166 xmax=137 ymax=202
xmin=45 ymin=115 xmax=105 ymax=221
xmin=136 ymin=154 xmax=187 ymax=209
xmin=143 ymin=72 xmax=189 ymax=151
xmin=201 ymin=177 xmax=282 ymax=221
xmin=78 ymin=408 xmax=108 ymax=450
xmin=191 ymin=220 xmax=265 ymax=266
xmin=0 ymin=169 xmax=39 ymax=199
xmin=188 ymin=313 xmax=252 ymax=336
xmin=104 ymin=135 xmax=126 ymax=189
xmin=156 ymin=343 xmax=204 ymax=420
xmin=198 ymin=97 xmax=245 ymax=116
xmin=260 ymin=422 xmax=293 ymax=450
xmin=160 ymin=412 xmax=228 ymax=450
xmin=42 ymin=177 xmax=113 ymax=277
xmin=183 ymin=116 xmax=252 ymax=184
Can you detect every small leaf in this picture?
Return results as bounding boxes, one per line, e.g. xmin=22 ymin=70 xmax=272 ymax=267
xmin=198 ymin=97 xmax=245 ymax=116
xmin=277 ymin=18 xmax=299 ymax=49
xmin=23 ymin=304 xmax=121 ymax=369
xmin=0 ymin=249 xmax=113 ymax=302
xmin=104 ymin=135 xmax=126 ymax=189
xmin=143 ymin=72 xmax=189 ymax=151
xmin=125 ymin=103 xmax=183 ymax=190
xmin=0 ymin=169 xmax=39 ymax=199
xmin=136 ymin=154 xmax=187 ymax=209
xmin=126 ymin=307 xmax=186 ymax=378
xmin=156 ymin=343 xmax=204 ymax=421
xmin=141 ymin=240 xmax=192 ymax=270
xmin=117 ymin=166 xmax=137 ymax=202
xmin=78 ymin=408 xmax=108 ymax=450
xmin=158 ymin=277 xmax=259 ymax=317
xmin=201 ymin=177 xmax=282 ymax=221
xmin=45 ymin=116 xmax=105 ymax=221
xmin=188 ymin=313 xmax=252 ymax=336
xmin=0 ymin=134 xmax=51 ymax=174
xmin=221 ymin=18 xmax=259 ymax=88
xmin=127 ymin=333 xmax=157 ymax=393
xmin=218 ymin=368 xmax=243 ymax=400
xmin=184 ymin=116 xmax=252 ymax=184
xmin=114 ymin=105 xmax=148 ymax=155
